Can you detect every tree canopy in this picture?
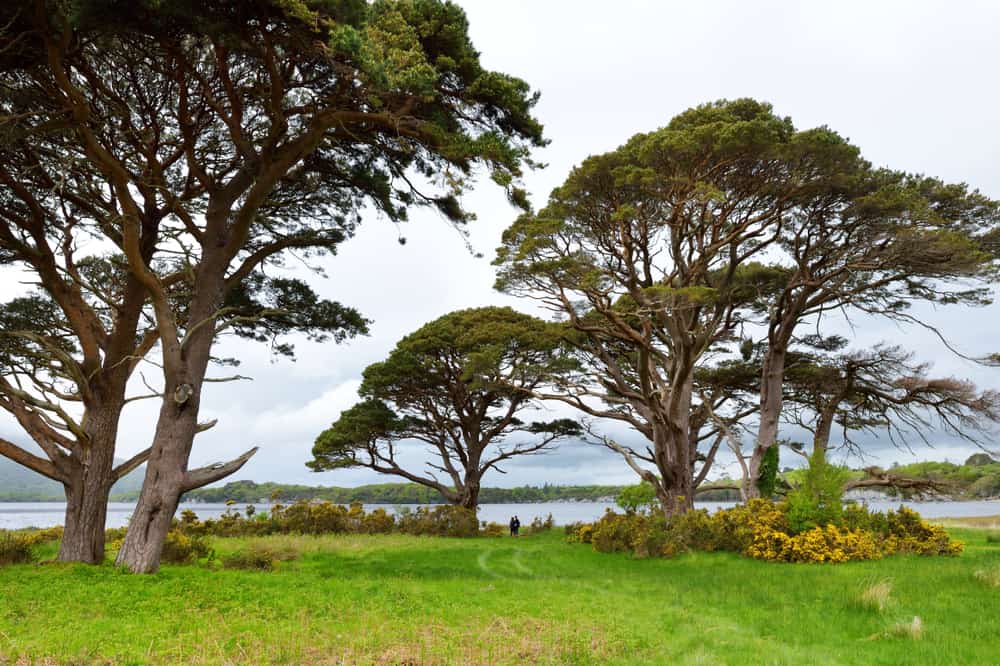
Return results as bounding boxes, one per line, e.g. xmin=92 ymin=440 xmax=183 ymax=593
xmin=0 ymin=0 xmax=545 ymax=570
xmin=494 ymin=99 xmax=1000 ymax=516
xmin=310 ymin=306 xmax=582 ymax=508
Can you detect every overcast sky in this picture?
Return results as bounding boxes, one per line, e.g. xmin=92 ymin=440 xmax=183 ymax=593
xmin=2 ymin=0 xmax=999 ymax=488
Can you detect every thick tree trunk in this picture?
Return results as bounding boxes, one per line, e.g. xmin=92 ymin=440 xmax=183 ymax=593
xmin=116 ymin=252 xmax=242 ymax=573
xmin=747 ymin=344 xmax=788 ymax=499
xmin=653 ymin=376 xmax=695 ymax=518
xmin=458 ymin=476 xmax=480 ymax=511
xmin=57 ymin=403 xmax=122 ymax=563
xmin=656 ymin=467 xmax=695 ymax=518
xmin=115 ymin=391 xmax=201 ymax=573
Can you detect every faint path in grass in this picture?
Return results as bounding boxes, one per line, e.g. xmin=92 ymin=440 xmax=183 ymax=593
xmin=476 ymin=548 xmax=499 ymax=578
xmin=511 ymin=549 xmax=533 ymax=577
xmin=475 ymin=547 xmax=537 ymax=579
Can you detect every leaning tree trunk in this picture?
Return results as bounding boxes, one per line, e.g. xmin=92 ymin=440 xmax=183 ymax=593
xmin=116 ymin=259 xmax=257 ymax=573
xmin=115 ymin=396 xmax=200 ymax=573
xmin=746 ymin=343 xmax=788 ymax=499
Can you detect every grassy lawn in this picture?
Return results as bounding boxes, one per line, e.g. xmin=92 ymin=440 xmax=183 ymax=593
xmin=1 ymin=526 xmax=998 ymax=665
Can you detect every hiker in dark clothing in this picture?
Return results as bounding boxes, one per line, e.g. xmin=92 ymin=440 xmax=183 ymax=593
xmin=509 ymin=515 xmax=521 ymax=537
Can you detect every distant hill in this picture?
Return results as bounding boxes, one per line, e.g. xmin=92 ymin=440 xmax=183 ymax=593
xmin=0 ymin=441 xmax=145 ymax=501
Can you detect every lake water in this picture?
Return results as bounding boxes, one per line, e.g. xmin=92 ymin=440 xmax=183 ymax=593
xmin=1 ymin=498 xmax=998 ymax=530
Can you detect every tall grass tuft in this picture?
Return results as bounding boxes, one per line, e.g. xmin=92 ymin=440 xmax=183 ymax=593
xmin=973 ymin=566 xmax=1000 ymax=588
xmin=857 ymin=579 xmax=893 ymax=613
xmin=887 ymin=616 xmax=923 ymax=640
xmin=0 ymin=532 xmax=37 ymax=566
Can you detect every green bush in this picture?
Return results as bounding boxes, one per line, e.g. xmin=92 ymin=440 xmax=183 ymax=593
xmin=221 ymin=544 xmax=281 ymax=571
xmin=361 ymin=507 xmax=395 ymax=534
xmin=564 ymin=522 xmax=593 ymax=543
xmin=567 ymin=499 xmax=962 ymax=564
xmin=396 ymin=505 xmax=479 ymax=538
xmin=0 ymin=532 xmax=37 ymax=566
xmin=786 ymin=450 xmax=850 ymax=534
xmin=616 ymin=483 xmax=657 ymax=514
xmin=160 ymin=529 xmax=211 ymax=564
xmin=480 ymin=522 xmax=506 ymax=537
xmin=591 ymin=510 xmax=645 ymax=553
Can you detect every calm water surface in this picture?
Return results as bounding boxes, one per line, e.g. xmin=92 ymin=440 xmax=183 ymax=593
xmin=1 ymin=499 xmax=997 ymax=530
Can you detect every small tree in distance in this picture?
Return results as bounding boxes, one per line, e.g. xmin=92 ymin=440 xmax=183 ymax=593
xmin=309 ymin=307 xmax=582 ymax=510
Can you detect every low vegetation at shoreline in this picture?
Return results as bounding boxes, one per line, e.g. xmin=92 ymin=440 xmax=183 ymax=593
xmin=568 ymin=501 xmax=964 ymax=564
xmin=0 ymin=525 xmax=997 ymax=664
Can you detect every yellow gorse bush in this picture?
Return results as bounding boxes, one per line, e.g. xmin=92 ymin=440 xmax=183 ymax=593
xmin=578 ymin=499 xmax=963 ymax=564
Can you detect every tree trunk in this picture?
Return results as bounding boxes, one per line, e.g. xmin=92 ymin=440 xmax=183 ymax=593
xmin=656 ymin=468 xmax=695 ymax=518
xmin=57 ymin=403 xmax=122 ymax=563
xmin=747 ymin=344 xmax=788 ymax=499
xmin=115 ymin=250 xmax=239 ymax=573
xmin=813 ymin=402 xmax=836 ymax=457
xmin=653 ymin=376 xmax=695 ymax=518
xmin=457 ymin=476 xmax=480 ymax=511
xmin=58 ymin=462 xmax=111 ymax=563
xmin=115 ymin=394 xmax=200 ymax=573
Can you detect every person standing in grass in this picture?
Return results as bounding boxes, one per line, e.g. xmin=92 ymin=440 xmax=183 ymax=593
xmin=510 ymin=516 xmax=521 ymax=537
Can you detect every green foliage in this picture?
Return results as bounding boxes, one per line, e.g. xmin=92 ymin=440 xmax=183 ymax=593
xmin=165 ymin=500 xmax=497 ymax=539
xmin=965 ymin=453 xmax=996 ymax=467
xmin=310 ymin=307 xmax=582 ymax=505
xmin=615 ymin=483 xmax=657 ymax=514
xmin=396 ymin=505 xmax=479 ymax=538
xmin=572 ymin=499 xmax=963 ymax=564
xmin=221 ymin=543 xmax=297 ymax=571
xmin=756 ymin=445 xmax=780 ymax=498
xmin=786 ymin=450 xmax=851 ymax=534
xmin=0 ymin=532 xmax=37 ymax=566
xmin=185 ymin=480 xmax=626 ymax=504
xmin=159 ymin=530 xmax=211 ymax=565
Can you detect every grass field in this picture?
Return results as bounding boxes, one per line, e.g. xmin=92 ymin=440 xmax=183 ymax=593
xmin=1 ymin=525 xmax=998 ymax=665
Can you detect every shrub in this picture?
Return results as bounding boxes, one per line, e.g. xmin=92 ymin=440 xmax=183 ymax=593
xmin=571 ymin=498 xmax=962 ymax=564
xmin=527 ymin=514 xmax=555 ymax=534
xmin=616 ymin=483 xmax=657 ymax=514
xmin=664 ymin=509 xmax=717 ymax=553
xmin=747 ymin=522 xmax=881 ymax=563
xmin=591 ymin=511 xmax=645 ymax=553
xmin=480 ymin=522 xmax=506 ymax=538
xmin=880 ymin=506 xmax=963 ymax=556
xmin=396 ymin=505 xmax=479 ymax=538
xmin=160 ymin=529 xmax=211 ymax=564
xmin=786 ymin=449 xmax=850 ymax=534
xmin=564 ymin=522 xmax=593 ymax=544
xmin=361 ymin=507 xmax=395 ymax=534
xmin=0 ymin=532 xmax=37 ymax=566
xmin=222 ymin=544 xmax=282 ymax=571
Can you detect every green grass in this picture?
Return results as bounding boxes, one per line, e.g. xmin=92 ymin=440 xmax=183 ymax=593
xmin=1 ymin=528 xmax=998 ymax=665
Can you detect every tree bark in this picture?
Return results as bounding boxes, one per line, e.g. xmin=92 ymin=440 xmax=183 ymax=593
xmin=115 ymin=248 xmax=255 ymax=572
xmin=56 ymin=403 xmax=123 ymax=563
xmin=653 ymin=376 xmax=696 ymax=518
xmin=115 ymin=406 xmax=197 ymax=573
xmin=457 ymin=475 xmax=481 ymax=511
xmin=747 ymin=344 xmax=788 ymax=499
